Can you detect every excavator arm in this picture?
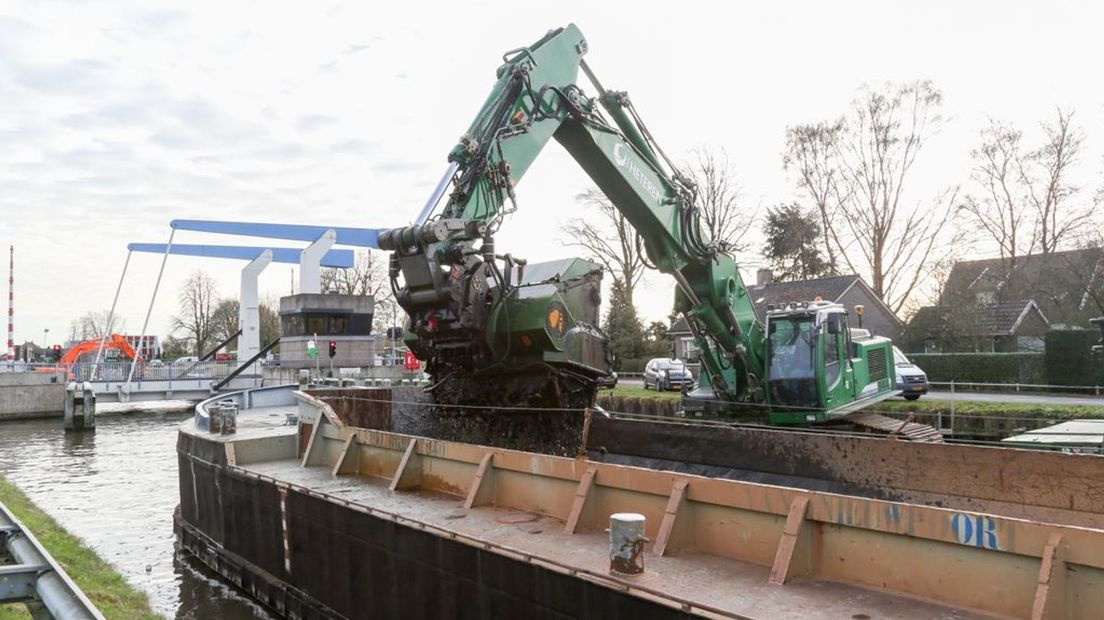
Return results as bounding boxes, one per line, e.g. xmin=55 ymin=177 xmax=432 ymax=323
xmin=380 ymin=24 xmax=893 ymax=418
xmin=379 ymin=24 xmax=763 ymax=408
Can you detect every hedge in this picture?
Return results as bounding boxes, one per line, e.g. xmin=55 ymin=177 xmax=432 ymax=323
xmin=908 ymin=352 xmax=1045 ymax=384
xmin=617 ymin=358 xmax=649 ymax=373
xmin=1045 ymin=329 xmax=1104 ymax=386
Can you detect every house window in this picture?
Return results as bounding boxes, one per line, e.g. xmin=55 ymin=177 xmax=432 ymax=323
xmin=681 ymin=337 xmax=699 ymax=362
xmin=1017 ymin=336 xmax=1044 ymax=352
xmin=976 ymin=291 xmax=996 ymax=305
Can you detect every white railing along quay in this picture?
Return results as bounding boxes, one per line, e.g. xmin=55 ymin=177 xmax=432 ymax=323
xmin=930 ymin=380 xmax=1104 ymax=396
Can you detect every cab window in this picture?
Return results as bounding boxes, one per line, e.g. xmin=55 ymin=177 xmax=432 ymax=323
xmin=823 ymin=313 xmax=848 ymax=387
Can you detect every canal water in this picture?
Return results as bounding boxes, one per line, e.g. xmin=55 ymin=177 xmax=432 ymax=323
xmin=0 ymin=403 xmax=274 ymax=619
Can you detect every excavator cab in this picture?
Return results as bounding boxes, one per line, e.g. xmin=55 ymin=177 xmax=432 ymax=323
xmin=765 ymin=309 xmax=819 ymax=411
xmin=764 ymin=302 xmax=893 ymax=424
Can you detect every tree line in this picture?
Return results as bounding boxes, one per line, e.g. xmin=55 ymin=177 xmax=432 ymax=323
xmin=162 ymin=271 xmax=282 ymax=358
xmin=560 ymin=81 xmax=1102 ymax=367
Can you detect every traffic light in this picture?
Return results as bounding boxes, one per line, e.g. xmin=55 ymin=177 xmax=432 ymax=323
xmin=328 ymin=340 xmax=337 ymax=358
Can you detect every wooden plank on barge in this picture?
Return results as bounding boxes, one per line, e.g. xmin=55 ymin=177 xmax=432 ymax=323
xmin=463 ymin=451 xmax=495 ymax=510
xmin=652 ymin=479 xmax=688 ymax=556
xmin=769 ymin=494 xmax=810 ymax=585
xmin=1031 ymin=534 xmax=1065 ymax=620
xmin=563 ymin=467 xmax=597 ymax=535
xmin=389 ymin=437 xmax=421 ymax=491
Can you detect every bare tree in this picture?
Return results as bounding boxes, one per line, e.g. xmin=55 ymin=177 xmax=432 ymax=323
xmin=960 ymin=120 xmax=1035 ymax=269
xmin=561 ymin=188 xmax=646 ymax=305
xmin=785 ymin=81 xmax=957 ymax=313
xmin=259 ymin=294 xmax=282 ymax=349
xmin=684 ymin=149 xmax=756 ymax=254
xmin=171 ymin=270 xmax=219 ymax=357
xmin=1025 ymin=109 xmax=1088 ymax=255
xmin=784 ymin=120 xmax=847 ymax=273
xmin=68 ymin=310 xmax=126 ymax=341
xmin=960 ymin=109 xmax=1089 ymax=274
xmin=206 ymin=296 xmax=282 ymax=353
xmin=321 ymin=250 xmax=393 ymax=304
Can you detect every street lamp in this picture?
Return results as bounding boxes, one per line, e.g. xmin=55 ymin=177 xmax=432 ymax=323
xmin=43 ymin=328 xmax=49 ymax=361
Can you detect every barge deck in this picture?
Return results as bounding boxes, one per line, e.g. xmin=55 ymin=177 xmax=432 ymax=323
xmin=175 ymin=386 xmax=1104 ymax=619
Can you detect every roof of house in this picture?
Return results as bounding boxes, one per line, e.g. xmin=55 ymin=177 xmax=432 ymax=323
xmin=667 ymin=274 xmax=899 ymax=335
xmin=909 ymin=300 xmax=1047 ymax=337
xmin=941 ymin=248 xmax=1103 ymax=326
xmin=746 ymin=274 xmax=861 ymax=316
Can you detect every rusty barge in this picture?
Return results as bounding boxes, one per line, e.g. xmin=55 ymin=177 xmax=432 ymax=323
xmin=175 ymin=385 xmax=1104 ymax=619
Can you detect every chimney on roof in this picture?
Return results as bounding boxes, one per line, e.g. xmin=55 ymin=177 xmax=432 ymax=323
xmin=756 ymin=268 xmax=773 ymax=287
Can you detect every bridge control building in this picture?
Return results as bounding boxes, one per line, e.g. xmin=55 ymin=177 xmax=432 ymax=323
xmin=278 ymin=293 xmax=377 ymax=368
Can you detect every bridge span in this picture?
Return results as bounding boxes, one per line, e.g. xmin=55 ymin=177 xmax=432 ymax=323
xmin=71 ymin=361 xmax=266 ymax=404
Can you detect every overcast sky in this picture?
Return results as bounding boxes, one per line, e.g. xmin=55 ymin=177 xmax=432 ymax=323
xmin=2 ymin=0 xmax=1102 ymax=347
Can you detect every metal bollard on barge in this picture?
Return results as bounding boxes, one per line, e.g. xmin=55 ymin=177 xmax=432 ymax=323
xmin=174 ymin=384 xmax=1104 ymax=619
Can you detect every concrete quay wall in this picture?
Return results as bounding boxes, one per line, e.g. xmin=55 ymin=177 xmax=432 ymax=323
xmin=0 ymin=372 xmax=65 ymax=419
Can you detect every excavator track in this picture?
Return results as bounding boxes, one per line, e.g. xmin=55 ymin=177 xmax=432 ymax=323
xmin=844 ymin=411 xmax=944 ymax=442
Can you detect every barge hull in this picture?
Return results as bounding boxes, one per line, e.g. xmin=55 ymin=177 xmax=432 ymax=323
xmin=177 ymin=428 xmax=691 ymax=620
xmin=175 ymin=387 xmax=1104 ymax=619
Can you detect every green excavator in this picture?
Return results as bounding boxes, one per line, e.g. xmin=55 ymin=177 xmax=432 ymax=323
xmin=378 ymin=24 xmax=897 ymax=424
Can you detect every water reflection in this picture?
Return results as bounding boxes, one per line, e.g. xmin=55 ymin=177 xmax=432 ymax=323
xmin=0 ymin=404 xmax=273 ymax=619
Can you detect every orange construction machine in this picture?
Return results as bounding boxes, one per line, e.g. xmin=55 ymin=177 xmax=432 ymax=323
xmin=60 ymin=334 xmax=138 ymax=365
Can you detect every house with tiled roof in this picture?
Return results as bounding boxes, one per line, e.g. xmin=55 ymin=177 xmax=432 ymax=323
xmin=939 ymin=248 xmax=1103 ymax=329
xmin=903 ymin=248 xmax=1103 ymax=353
xmin=903 ymin=300 xmax=1049 ymax=353
xmin=666 ymin=270 xmax=903 ymax=360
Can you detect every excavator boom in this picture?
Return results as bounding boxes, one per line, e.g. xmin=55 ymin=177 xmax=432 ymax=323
xmin=379 ymin=24 xmax=897 ymax=421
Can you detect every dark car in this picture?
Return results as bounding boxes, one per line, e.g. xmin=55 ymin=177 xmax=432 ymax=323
xmin=894 ymin=346 xmax=928 ymax=400
xmin=643 ymin=358 xmax=694 ymax=391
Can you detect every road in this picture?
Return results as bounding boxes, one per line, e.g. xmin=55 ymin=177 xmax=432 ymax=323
xmin=619 ymin=377 xmax=1104 ymax=407
xmin=925 ymin=390 xmax=1104 ymax=407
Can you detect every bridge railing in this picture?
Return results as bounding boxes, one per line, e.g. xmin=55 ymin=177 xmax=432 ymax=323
xmin=67 ymin=361 xmax=240 ymax=383
xmin=0 ymin=361 xmax=62 ymax=372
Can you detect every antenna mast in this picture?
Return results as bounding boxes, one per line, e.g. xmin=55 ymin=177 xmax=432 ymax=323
xmin=6 ymin=246 xmax=14 ymax=360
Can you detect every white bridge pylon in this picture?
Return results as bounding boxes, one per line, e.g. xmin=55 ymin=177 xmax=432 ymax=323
xmin=299 ymin=230 xmax=336 ymax=294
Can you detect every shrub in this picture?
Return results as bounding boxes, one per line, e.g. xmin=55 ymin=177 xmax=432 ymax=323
xmin=617 ymin=357 xmax=648 ymax=373
xmin=1045 ymin=329 xmax=1104 ymax=386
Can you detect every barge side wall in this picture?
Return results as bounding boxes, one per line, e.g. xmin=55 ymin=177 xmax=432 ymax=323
xmin=176 ymin=432 xmax=692 ymax=620
xmin=588 ymin=415 xmax=1104 ymax=529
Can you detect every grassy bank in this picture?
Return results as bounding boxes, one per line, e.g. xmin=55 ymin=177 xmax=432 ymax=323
xmin=0 ymin=474 xmax=158 ymax=620
xmin=875 ymin=398 xmax=1102 ymax=419
xmin=607 ymin=385 xmax=681 ymax=401
xmin=605 ymin=388 xmax=1101 ymax=424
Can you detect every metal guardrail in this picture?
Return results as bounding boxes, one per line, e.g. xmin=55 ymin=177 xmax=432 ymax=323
xmin=0 ymin=361 xmax=241 ymax=382
xmin=0 ymin=362 xmax=65 ymax=374
xmin=617 ymin=372 xmax=1104 ymax=397
xmin=930 ymin=380 xmax=1104 ymax=396
xmin=68 ymin=361 xmax=239 ymax=382
xmin=0 ymin=499 xmax=104 ymax=619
